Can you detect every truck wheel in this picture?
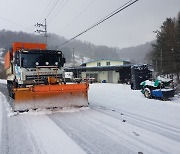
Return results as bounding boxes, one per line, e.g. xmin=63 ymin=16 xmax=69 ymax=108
xmin=144 ymin=88 xmax=151 ymax=99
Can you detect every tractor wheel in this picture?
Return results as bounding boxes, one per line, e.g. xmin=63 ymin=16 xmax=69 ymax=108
xmin=144 ymin=88 xmax=151 ymax=99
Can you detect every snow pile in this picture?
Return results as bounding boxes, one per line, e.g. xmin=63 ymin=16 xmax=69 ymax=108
xmin=0 ymin=79 xmax=7 ymax=84
xmin=0 ymin=93 xmax=4 ymax=141
xmin=0 ymin=48 xmax=4 ymax=64
xmin=153 ymin=88 xmax=174 ymax=92
xmin=172 ymin=94 xmax=180 ymax=103
xmin=65 ymin=55 xmax=91 ymax=67
xmin=141 ymin=80 xmax=155 ymax=86
xmin=74 ymin=55 xmax=91 ymax=65
xmin=157 ymin=76 xmax=172 ymax=82
xmin=20 ymin=107 xmax=89 ymax=116
xmin=0 ymin=92 xmax=16 ymax=117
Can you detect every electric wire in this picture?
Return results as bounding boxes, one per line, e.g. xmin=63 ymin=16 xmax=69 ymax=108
xmin=1 ymin=0 xmax=36 ymax=31
xmin=37 ymin=0 xmax=55 ymax=23
xmin=96 ymin=0 xmax=134 ymax=26
xmin=58 ymin=0 xmax=96 ymax=33
xmin=58 ymin=0 xmax=139 ymax=47
xmin=46 ymin=0 xmax=60 ymax=19
xmin=48 ymin=0 xmax=66 ymax=24
xmin=0 ymin=16 xmax=33 ymax=32
xmin=48 ymin=0 xmax=70 ymax=24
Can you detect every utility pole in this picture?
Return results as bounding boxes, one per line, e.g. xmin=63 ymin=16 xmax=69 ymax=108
xmin=35 ymin=19 xmax=48 ymax=45
xmin=160 ymin=49 xmax=162 ymax=74
xmin=73 ymin=48 xmax=75 ymax=67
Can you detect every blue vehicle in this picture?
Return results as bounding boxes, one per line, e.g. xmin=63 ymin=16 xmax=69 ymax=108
xmin=140 ymin=77 xmax=175 ymax=100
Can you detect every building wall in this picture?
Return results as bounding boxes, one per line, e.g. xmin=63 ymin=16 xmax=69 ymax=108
xmin=86 ymin=60 xmax=123 ymax=67
xmin=112 ymin=71 xmax=119 ymax=83
xmin=81 ymin=72 xmax=86 ymax=79
xmin=98 ymin=71 xmax=108 ymax=82
xmin=80 ymin=60 xmax=129 ymax=83
xmin=82 ymin=70 xmax=119 ymax=83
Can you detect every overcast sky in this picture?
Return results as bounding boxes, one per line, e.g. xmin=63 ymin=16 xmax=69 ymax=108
xmin=0 ymin=0 xmax=180 ymax=49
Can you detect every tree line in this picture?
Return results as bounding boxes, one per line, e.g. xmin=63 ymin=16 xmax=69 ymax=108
xmin=0 ymin=30 xmax=120 ymax=78
xmin=148 ymin=12 xmax=180 ymax=83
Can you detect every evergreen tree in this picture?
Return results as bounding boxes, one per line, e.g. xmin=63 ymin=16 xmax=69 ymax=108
xmin=151 ymin=13 xmax=180 ymax=83
xmin=175 ymin=12 xmax=180 ymax=81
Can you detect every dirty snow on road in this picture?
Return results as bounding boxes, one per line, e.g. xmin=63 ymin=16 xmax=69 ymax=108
xmin=0 ymin=81 xmax=180 ymax=154
xmin=0 ymin=92 xmax=86 ymax=154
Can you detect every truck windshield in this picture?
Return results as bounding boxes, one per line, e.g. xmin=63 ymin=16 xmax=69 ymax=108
xmin=20 ymin=52 xmax=62 ymax=68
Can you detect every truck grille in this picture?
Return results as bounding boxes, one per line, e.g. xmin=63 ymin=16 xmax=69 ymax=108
xmin=26 ymin=74 xmax=62 ymax=80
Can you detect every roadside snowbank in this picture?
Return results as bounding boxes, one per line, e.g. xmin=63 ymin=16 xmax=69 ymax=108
xmin=89 ymin=83 xmax=180 ymax=128
xmin=20 ymin=107 xmax=89 ymax=115
xmin=0 ymin=79 xmax=6 ymax=84
xmin=0 ymin=92 xmax=6 ymax=143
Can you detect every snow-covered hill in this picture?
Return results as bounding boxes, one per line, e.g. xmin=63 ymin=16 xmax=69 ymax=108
xmin=0 ymin=48 xmax=4 ymax=64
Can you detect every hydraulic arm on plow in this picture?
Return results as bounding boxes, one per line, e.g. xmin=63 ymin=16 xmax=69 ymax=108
xmin=4 ymin=42 xmax=89 ymax=111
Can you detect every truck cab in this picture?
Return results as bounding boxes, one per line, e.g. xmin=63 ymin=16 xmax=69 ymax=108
xmin=5 ymin=42 xmax=65 ymax=89
xmin=13 ymin=49 xmax=66 ymax=87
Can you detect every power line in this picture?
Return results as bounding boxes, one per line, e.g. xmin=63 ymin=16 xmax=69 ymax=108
xmin=48 ymin=0 xmax=66 ymax=24
xmin=0 ymin=16 xmax=33 ymax=32
xmin=58 ymin=0 xmax=95 ymax=33
xmin=34 ymin=0 xmax=61 ymax=39
xmin=37 ymin=0 xmax=55 ymax=23
xmin=48 ymin=0 xmax=69 ymax=24
xmin=36 ymin=0 xmax=67 ymax=27
xmin=46 ymin=0 xmax=60 ymax=19
xmin=37 ymin=0 xmax=60 ymax=24
xmin=58 ymin=0 xmax=139 ymax=47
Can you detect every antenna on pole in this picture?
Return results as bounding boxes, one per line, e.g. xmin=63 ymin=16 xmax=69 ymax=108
xmin=35 ymin=19 xmax=48 ymax=45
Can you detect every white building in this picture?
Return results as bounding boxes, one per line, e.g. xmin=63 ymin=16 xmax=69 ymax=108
xmin=66 ymin=59 xmax=131 ymax=83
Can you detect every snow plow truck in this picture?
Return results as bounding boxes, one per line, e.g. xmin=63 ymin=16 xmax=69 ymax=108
xmin=4 ymin=42 xmax=89 ymax=111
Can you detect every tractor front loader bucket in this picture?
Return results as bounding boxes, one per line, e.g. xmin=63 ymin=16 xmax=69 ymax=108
xmin=13 ymin=83 xmax=89 ymax=111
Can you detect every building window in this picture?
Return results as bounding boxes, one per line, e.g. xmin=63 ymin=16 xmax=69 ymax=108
xmin=97 ymin=62 xmax=101 ymax=66
xmin=106 ymin=62 xmax=110 ymax=66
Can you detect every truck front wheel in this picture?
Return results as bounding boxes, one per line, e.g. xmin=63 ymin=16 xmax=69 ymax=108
xmin=7 ymin=81 xmax=15 ymax=99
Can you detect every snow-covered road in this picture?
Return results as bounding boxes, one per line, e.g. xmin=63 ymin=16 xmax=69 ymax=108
xmin=0 ymin=81 xmax=180 ymax=154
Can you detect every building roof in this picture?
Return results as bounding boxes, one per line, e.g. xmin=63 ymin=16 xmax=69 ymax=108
xmin=65 ymin=64 xmax=132 ymax=72
xmin=81 ymin=58 xmax=131 ymax=66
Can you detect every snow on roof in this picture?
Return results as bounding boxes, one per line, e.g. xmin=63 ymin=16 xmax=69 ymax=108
xmin=145 ymin=80 xmax=155 ymax=86
xmin=83 ymin=58 xmax=130 ymax=65
xmin=157 ymin=76 xmax=172 ymax=82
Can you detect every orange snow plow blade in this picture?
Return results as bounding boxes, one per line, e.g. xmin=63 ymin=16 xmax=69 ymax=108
xmin=13 ymin=83 xmax=89 ymax=111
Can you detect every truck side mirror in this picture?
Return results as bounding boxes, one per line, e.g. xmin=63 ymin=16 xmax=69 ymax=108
xmin=21 ymin=57 xmax=24 ymax=67
xmin=63 ymin=57 xmax=66 ymax=63
xmin=62 ymin=57 xmax=66 ymax=67
xmin=14 ymin=52 xmax=20 ymax=66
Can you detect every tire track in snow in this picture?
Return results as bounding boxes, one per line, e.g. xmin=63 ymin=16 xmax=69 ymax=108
xmin=48 ymin=110 xmax=136 ymax=154
xmin=78 ymin=109 xmax=180 ymax=154
xmin=22 ymin=114 xmax=86 ymax=154
xmin=90 ymin=103 xmax=180 ymax=142
xmin=0 ymin=90 xmax=41 ymax=154
xmin=0 ymin=83 xmax=8 ymax=97
xmin=48 ymin=108 xmax=179 ymax=154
